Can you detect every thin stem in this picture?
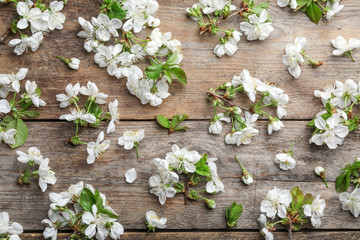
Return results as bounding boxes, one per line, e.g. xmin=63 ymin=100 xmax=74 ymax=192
xmin=235 ymin=155 xmax=245 ymax=171
xmin=135 ymin=142 xmax=139 ymax=158
xmin=207 ymin=91 xmax=236 ymax=107
xmin=73 ymin=101 xmax=80 ymax=111
xmin=75 ymin=122 xmax=79 ymax=136
xmin=289 ymin=142 xmax=294 ymax=152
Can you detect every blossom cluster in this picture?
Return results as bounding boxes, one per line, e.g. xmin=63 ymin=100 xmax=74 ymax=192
xmin=277 ymin=0 xmax=344 ymax=24
xmin=0 ymin=68 xmax=45 ymax=148
xmin=186 ymin=0 xmax=274 ymax=57
xmin=0 ymin=212 xmax=23 ymax=240
xmin=282 ymin=36 xmax=322 ymax=78
xmin=149 ymin=144 xmax=223 ymax=208
xmin=308 ymin=79 xmax=360 ymax=149
xmin=17 ymin=147 xmax=57 ymax=192
xmin=258 ymin=186 xmax=325 ymax=239
xmin=3 ymin=0 xmax=67 ymax=55
xmin=77 ymin=0 xmax=187 ymax=106
xmin=331 ymin=35 xmax=360 ymax=62
xmin=207 ymin=69 xmax=289 ymax=146
xmin=42 ymin=181 xmax=124 ymax=240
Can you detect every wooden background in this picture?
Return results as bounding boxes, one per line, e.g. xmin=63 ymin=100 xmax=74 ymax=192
xmin=1 ymin=0 xmax=360 ymax=239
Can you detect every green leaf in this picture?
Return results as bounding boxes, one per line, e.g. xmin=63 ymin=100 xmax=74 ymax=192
xmin=290 ymin=186 xmax=304 ymax=209
xmin=97 ymin=207 xmax=118 ymax=219
xmin=307 ymin=118 xmax=315 ymax=127
xmin=335 ymin=171 xmax=351 ymax=192
xmin=85 ymin=101 xmax=103 ymax=119
xmin=21 ymin=110 xmax=40 ymax=118
xmin=156 ymin=115 xmax=170 ymax=128
xmin=2 ymin=115 xmax=14 ymax=123
xmin=227 ymin=202 xmax=243 ymax=228
xmin=6 ymin=118 xmax=28 ymax=148
xmin=35 ymin=87 xmax=42 ymax=96
xmin=295 ymin=0 xmax=311 ymax=11
xmin=95 ymin=190 xmax=103 ymax=210
xmin=196 ymin=165 xmax=210 ymax=177
xmin=145 ymin=64 xmax=163 ymax=80
xmin=170 ymin=114 xmax=189 ymax=129
xmin=306 ymin=2 xmax=322 ymax=24
xmin=164 ymin=70 xmax=173 ymax=84
xmin=174 ymin=126 xmax=189 ymax=131
xmin=107 ymin=3 xmax=126 ymax=20
xmin=167 ymin=67 xmax=187 ymax=85
xmin=195 ymin=154 xmax=207 ymax=168
xmin=352 ymin=161 xmax=360 ymax=170
xmin=80 ymin=188 xmax=96 ymax=212
xmin=302 ymin=193 xmax=313 ymax=206
xmin=166 ymin=52 xmax=178 ymax=66
xmin=252 ymin=2 xmax=271 ymax=21
xmin=226 ymin=207 xmax=230 ymax=220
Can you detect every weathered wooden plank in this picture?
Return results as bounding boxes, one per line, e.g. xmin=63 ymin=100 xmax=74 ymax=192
xmin=1 ymin=121 xmax=360 ymax=230
xmin=20 ymin=231 xmax=360 ymax=240
xmin=1 ymin=1 xmax=360 ymax=120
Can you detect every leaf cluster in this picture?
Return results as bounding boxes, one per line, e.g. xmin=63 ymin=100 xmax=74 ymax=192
xmin=156 ymin=114 xmax=189 ymax=134
xmin=226 ymin=201 xmax=243 ymax=228
xmin=336 ymin=160 xmax=360 ymax=192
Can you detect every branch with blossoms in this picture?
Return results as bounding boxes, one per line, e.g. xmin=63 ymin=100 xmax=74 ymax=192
xmin=277 ymin=0 xmax=344 ymax=24
xmin=308 ymin=79 xmax=360 ymax=149
xmin=1 ymin=0 xmax=68 ymax=55
xmin=186 ymin=0 xmax=274 ymax=58
xmin=207 ymin=69 xmax=290 ymax=146
xmin=0 ymin=68 xmax=45 ymax=148
xmin=77 ymin=0 xmax=187 ymax=107
xmin=57 ymin=82 xmax=119 ymax=164
xmin=149 ymin=144 xmax=224 ymax=209
xmin=258 ymin=186 xmax=326 ymax=240
xmin=41 ymin=181 xmax=124 ymax=240
xmin=16 ymin=147 xmax=57 ymax=192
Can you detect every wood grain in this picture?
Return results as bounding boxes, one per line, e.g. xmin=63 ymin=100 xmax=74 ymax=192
xmin=1 ymin=121 xmax=360 ymax=231
xmin=20 ymin=231 xmax=360 ymax=240
xmin=1 ymin=1 xmax=360 ymax=120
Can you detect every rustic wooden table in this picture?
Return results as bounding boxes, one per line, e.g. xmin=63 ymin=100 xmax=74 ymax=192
xmin=1 ymin=0 xmax=360 ymax=239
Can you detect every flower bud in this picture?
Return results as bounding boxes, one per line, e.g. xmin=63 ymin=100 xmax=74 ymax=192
xmin=224 ymin=82 xmax=231 ymax=88
xmin=314 ymin=166 xmax=324 ymax=176
xmin=68 ymin=58 xmax=80 ymax=70
xmin=242 ymin=172 xmax=253 ymax=186
xmin=205 ymin=199 xmax=216 ymax=209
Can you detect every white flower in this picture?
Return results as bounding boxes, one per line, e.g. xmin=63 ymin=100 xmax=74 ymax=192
xmin=277 ymin=0 xmax=297 ymax=9
xmin=268 ymin=118 xmax=284 ymax=135
xmin=242 ymin=174 xmax=253 ymax=185
xmin=130 ymin=44 xmax=146 ymax=62
xmin=42 ymin=209 xmax=68 ymax=240
xmin=0 ymin=99 xmax=11 ymax=113
xmin=326 ymin=0 xmax=344 ymax=20
xmin=139 ymin=78 xmax=170 ymax=106
xmin=260 ymin=187 xmax=292 ymax=219
xmin=107 ymin=99 xmax=120 ymax=134
xmin=206 ymin=158 xmax=225 ymax=193
xmin=333 ymin=79 xmax=358 ymax=109
xmin=149 ymin=158 xmax=179 ymax=205
xmin=232 ymin=69 xmax=261 ymax=102
xmin=42 ymin=1 xmax=66 ymax=30
xmin=314 ymin=84 xmax=337 ymax=106
xmin=310 ymin=113 xmax=349 ymax=149
xmin=67 ymin=58 xmax=80 ymax=70
xmin=77 ymin=17 xmax=99 ymax=52
xmin=209 ymin=113 xmax=230 ymax=134
xmin=125 ymin=168 xmax=137 ymax=183
xmin=0 ymin=68 xmax=28 ymax=97
xmin=49 ymin=192 xmax=71 ymax=210
xmin=59 ymin=108 xmax=96 ymax=123
xmin=282 ymin=40 xmax=305 ymax=78
xmin=260 ymin=228 xmax=274 ymax=240
xmin=145 ymin=28 xmax=171 ymax=55
xmin=240 ymin=10 xmax=274 ymax=41
xmin=200 ymin=0 xmax=236 ymax=14
xmin=16 ymin=2 xmax=42 ymax=29
xmin=80 ymin=81 xmax=108 ymax=104
xmin=91 ymin=14 xmax=122 ymax=42
xmin=94 ymin=44 xmax=123 ymax=76
xmin=16 ymin=146 xmax=43 ymax=164
xmin=339 ymin=188 xmax=360 ymax=217
xmin=314 ymin=166 xmax=325 ymax=176
xmin=82 ymin=204 xmax=110 ymax=239
xmin=213 ymin=31 xmax=242 ymax=57
xmin=109 ymin=221 xmax=124 ymax=240
xmin=122 ymin=0 xmax=158 ymax=33
xmin=87 ymin=131 xmax=111 ymax=164
xmin=9 ymin=32 xmax=44 ymax=55
xmin=56 ymin=83 xmax=80 ymax=108
xmin=0 ymin=212 xmax=23 ymax=237
xmin=0 ymin=128 xmax=16 ymax=145
xmin=274 ymin=153 xmax=296 ymax=170
xmin=146 ymin=210 xmax=167 ymax=230
xmin=331 ymin=36 xmax=360 ymax=57
xmin=38 ymin=158 xmax=57 ymax=192
xmin=23 ymin=80 xmax=46 ymax=107
xmin=165 ymin=144 xmax=202 ymax=173
xmin=303 ymin=195 xmax=326 ymax=228
xmin=147 ymin=15 xmax=161 ymax=28
xmin=118 ymin=129 xmax=145 ymax=150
